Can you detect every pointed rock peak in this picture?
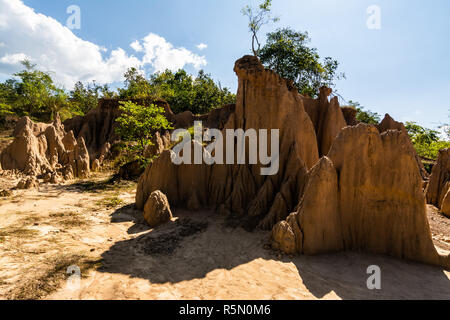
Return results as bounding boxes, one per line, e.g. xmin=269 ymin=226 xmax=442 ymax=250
xmin=319 ymin=86 xmax=332 ymax=99
xmin=234 ymin=55 xmax=264 ymax=74
xmin=377 ymin=113 xmax=406 ymax=134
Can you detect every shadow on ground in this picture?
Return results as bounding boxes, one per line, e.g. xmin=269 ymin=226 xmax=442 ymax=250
xmin=99 ymin=206 xmax=450 ymax=300
xmin=59 ymin=175 xmax=135 ymax=194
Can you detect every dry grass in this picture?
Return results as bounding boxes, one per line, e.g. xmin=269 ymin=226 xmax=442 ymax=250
xmin=0 ymin=171 xmax=138 ymax=300
xmin=96 ymin=194 xmax=124 ymax=209
xmin=0 ymin=227 xmax=40 ymax=240
xmin=69 ymin=176 xmax=136 ymax=194
xmin=5 ymin=254 xmax=101 ymax=300
xmin=0 ymin=190 xmax=12 ymax=197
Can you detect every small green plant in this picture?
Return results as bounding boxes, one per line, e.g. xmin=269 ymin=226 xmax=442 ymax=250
xmin=97 ymin=194 xmax=124 ymax=209
xmin=115 ymin=101 xmax=173 ymax=157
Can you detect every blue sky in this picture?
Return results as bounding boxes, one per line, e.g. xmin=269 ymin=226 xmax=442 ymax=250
xmin=1 ymin=0 xmax=449 ymax=131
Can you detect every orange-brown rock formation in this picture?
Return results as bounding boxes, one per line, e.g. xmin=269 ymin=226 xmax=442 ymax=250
xmin=426 ymin=148 xmax=450 ymax=214
xmin=136 ymin=55 xmax=449 ymax=268
xmin=64 ymin=97 xmax=235 ymax=162
xmin=0 ymin=115 xmax=90 ymax=181
xmin=137 ymin=55 xmax=320 ymax=231
xmin=377 ymin=113 xmax=429 ymax=180
xmin=302 ymin=87 xmax=348 ymax=156
xmin=272 ymin=125 xmax=448 ymax=267
xmin=341 ymin=106 xmax=359 ymax=126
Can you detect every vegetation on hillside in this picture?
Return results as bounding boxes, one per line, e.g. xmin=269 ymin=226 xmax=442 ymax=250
xmin=405 ymin=121 xmax=450 ymax=160
xmin=118 ymin=68 xmax=236 ymax=115
xmin=0 ymin=1 xmax=448 ymax=168
xmin=114 ymin=101 xmax=172 ymax=166
xmin=0 ymin=61 xmax=235 ymax=125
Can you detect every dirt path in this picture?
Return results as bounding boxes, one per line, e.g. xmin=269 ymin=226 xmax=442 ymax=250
xmin=0 ymin=173 xmax=449 ymax=300
xmin=428 ymin=205 xmax=450 ymax=251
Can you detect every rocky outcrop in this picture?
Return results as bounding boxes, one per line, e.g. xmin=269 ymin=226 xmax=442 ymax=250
xmin=377 ymin=114 xmax=429 ymax=180
xmin=135 ymin=55 xmax=448 ymax=268
xmin=63 ymin=97 xmax=234 ymax=166
xmin=442 ymin=190 xmax=450 ymax=218
xmin=118 ymin=160 xmax=145 ymax=181
xmin=0 ymin=115 xmax=90 ymax=181
xmin=12 ymin=116 xmax=50 ymax=137
xmin=272 ymin=125 xmax=446 ymax=267
xmin=91 ymin=159 xmax=101 ymax=172
xmin=377 ymin=113 xmax=406 ymax=134
xmin=144 ymin=131 xmax=172 ymax=159
xmin=341 ymin=106 xmax=359 ymax=126
xmin=143 ymin=190 xmax=173 ymax=228
xmin=196 ymin=104 xmax=236 ymax=130
xmin=64 ymin=99 xmax=123 ymax=161
xmin=302 ymin=87 xmax=348 ymax=156
xmin=426 ymin=148 xmax=450 ymax=213
xmin=16 ymin=176 xmax=39 ymax=189
xmin=137 ymin=55 xmax=320 ymax=231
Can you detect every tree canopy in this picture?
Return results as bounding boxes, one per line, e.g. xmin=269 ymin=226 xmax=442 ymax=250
xmin=348 ymin=100 xmax=381 ymax=125
xmin=119 ymin=68 xmax=236 ymax=115
xmin=0 ymin=60 xmax=234 ymax=124
xmin=405 ymin=121 xmax=450 ymax=160
xmin=70 ymin=81 xmax=116 ymax=115
xmin=0 ymin=60 xmax=65 ymax=120
xmin=115 ymin=101 xmax=173 ymax=157
xmin=258 ymin=28 xmax=344 ymax=98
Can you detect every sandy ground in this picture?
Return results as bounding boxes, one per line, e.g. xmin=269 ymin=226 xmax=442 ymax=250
xmin=0 ymin=172 xmax=449 ymax=300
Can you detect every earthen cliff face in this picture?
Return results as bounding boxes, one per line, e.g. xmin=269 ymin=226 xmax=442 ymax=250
xmin=137 ymin=55 xmax=322 ymax=230
xmin=136 ymin=55 xmax=449 ymax=268
xmin=64 ymin=98 xmax=235 ymax=161
xmin=272 ymin=125 xmax=446 ymax=267
xmin=0 ymin=115 xmax=90 ymax=181
xmin=426 ymin=148 xmax=450 ymax=217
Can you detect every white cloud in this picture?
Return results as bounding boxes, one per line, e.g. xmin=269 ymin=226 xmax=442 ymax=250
xmin=0 ymin=0 xmax=207 ymax=88
xmin=133 ymin=33 xmax=207 ymax=73
xmin=196 ymin=43 xmax=208 ymax=51
xmin=0 ymin=53 xmax=28 ymax=65
xmin=130 ymin=40 xmax=143 ymax=52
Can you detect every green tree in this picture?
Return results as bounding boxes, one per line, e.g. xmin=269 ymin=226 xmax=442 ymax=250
xmin=258 ymin=28 xmax=344 ymax=98
xmin=348 ymin=100 xmax=381 ymax=125
xmin=192 ymin=70 xmax=236 ymax=114
xmin=0 ymin=60 xmax=81 ymax=121
xmin=117 ymin=67 xmax=236 ymax=114
xmin=12 ymin=60 xmax=56 ymax=117
xmin=405 ymin=121 xmax=450 ymax=160
xmin=136 ymin=69 xmax=235 ymax=114
xmin=115 ymin=101 xmax=172 ymax=156
xmin=242 ymin=0 xmax=279 ymax=56
xmin=405 ymin=122 xmax=440 ymax=145
xmin=99 ymin=84 xmax=117 ymax=99
xmin=47 ymin=88 xmax=70 ymax=119
xmin=0 ymin=80 xmax=16 ymax=120
xmin=70 ymin=81 xmax=102 ymax=114
xmin=118 ymin=67 xmax=153 ymax=99
xmin=150 ymin=69 xmax=194 ymax=113
xmin=0 ymin=79 xmax=18 ymax=106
